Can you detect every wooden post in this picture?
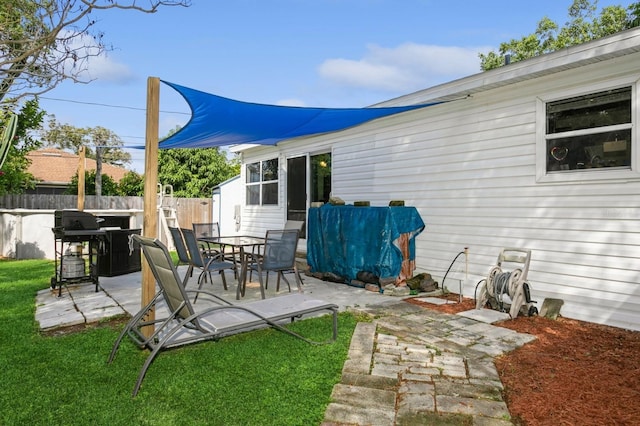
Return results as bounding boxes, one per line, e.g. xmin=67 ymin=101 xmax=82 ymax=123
xmin=77 ymin=146 xmax=85 ymax=211
xmin=142 ymin=76 xmax=160 ymax=336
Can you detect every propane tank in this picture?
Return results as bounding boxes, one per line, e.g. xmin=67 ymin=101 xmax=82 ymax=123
xmin=61 ymin=245 xmax=85 ymax=278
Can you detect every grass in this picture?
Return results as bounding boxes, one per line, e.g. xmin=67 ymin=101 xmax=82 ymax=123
xmin=0 ymin=258 xmax=357 ymax=425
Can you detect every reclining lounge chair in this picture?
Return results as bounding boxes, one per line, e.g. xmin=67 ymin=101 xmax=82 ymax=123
xmin=108 ymin=235 xmax=339 ymax=397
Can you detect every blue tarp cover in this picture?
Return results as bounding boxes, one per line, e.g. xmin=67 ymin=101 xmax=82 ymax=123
xmin=307 ymin=205 xmax=425 ymax=281
xmin=159 ymin=80 xmax=440 ymax=149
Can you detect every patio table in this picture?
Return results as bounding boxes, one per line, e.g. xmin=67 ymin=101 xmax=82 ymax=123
xmin=198 ymin=235 xmax=264 ymax=299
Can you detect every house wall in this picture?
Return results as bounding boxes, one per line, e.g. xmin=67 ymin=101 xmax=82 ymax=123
xmin=240 ymin=52 xmax=640 ymax=331
xmin=212 ymin=176 xmax=242 ymax=236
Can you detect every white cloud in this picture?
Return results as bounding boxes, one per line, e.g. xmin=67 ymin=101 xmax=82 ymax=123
xmin=318 ymin=42 xmax=492 ymax=93
xmin=84 ymin=53 xmax=135 ymax=83
xmin=59 ymin=30 xmax=135 ymax=83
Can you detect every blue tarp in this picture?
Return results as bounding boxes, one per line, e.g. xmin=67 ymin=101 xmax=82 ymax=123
xmin=158 ymin=81 xmax=441 ymax=149
xmin=307 ymin=205 xmax=425 ymax=282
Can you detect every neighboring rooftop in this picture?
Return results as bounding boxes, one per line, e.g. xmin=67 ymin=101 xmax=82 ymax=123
xmin=28 ymin=148 xmax=130 ymax=183
xmin=26 ymin=148 xmax=132 ymax=194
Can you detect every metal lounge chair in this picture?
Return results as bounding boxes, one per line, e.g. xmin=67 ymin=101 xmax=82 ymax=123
xmin=107 ymin=235 xmax=338 ymax=397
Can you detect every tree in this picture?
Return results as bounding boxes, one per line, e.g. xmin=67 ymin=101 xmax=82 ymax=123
xmin=43 ymin=117 xmax=131 ymax=165
xmin=480 ymin=0 xmax=640 ymax=71
xmin=158 ymin=147 xmax=241 ymax=198
xmin=42 ymin=118 xmax=131 ymax=195
xmin=0 ymin=0 xmax=190 ymax=105
xmin=117 ymin=170 xmax=144 ymax=196
xmin=630 ymin=2 xmax=640 ymax=26
xmin=66 ymin=169 xmax=119 ymax=195
xmin=0 ymin=99 xmax=45 ymax=194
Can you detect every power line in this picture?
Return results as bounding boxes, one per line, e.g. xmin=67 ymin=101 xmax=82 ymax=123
xmin=39 ymin=96 xmax=190 ymax=115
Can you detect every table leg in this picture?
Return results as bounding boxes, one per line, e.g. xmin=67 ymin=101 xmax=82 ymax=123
xmin=235 ymin=247 xmax=247 ymax=300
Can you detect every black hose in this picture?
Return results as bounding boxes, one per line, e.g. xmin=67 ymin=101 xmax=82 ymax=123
xmin=474 ymin=279 xmax=486 ymax=305
xmin=441 ymin=251 xmax=465 ymax=303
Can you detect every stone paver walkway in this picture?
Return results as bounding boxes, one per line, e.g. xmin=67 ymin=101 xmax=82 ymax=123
xmin=323 ymin=302 xmax=536 ymax=426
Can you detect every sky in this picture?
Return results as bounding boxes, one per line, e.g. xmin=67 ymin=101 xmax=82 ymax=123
xmin=36 ymin=0 xmax=627 ymax=173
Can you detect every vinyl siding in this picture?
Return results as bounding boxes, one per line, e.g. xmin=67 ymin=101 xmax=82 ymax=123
xmin=240 ymin=46 xmax=640 ymax=331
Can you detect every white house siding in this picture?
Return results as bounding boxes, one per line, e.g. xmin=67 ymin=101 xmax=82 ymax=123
xmin=238 ymin=35 xmax=640 ymax=330
xmin=238 ymin=145 xmax=290 ymax=236
xmin=212 ymin=176 xmax=242 ymax=236
xmin=330 ymin=59 xmax=640 ymax=331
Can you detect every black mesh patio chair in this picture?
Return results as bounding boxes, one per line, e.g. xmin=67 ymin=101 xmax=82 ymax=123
xmin=248 ymin=221 xmax=304 ymax=285
xmin=284 ymin=220 xmax=305 ymax=284
xmin=182 ymin=228 xmax=235 ymax=297
xmin=245 ymin=229 xmax=302 ymax=299
xmin=191 ymin=222 xmax=222 ymax=256
xmin=168 ymin=226 xmax=193 ymax=285
xmin=107 ymin=235 xmax=338 ymax=397
xmin=192 ymin=222 xmax=238 ymax=277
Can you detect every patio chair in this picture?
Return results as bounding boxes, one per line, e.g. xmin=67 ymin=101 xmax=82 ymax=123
xmin=285 ymin=220 xmax=304 ymax=232
xmin=192 ymin=222 xmax=238 ymax=276
xmin=248 ymin=221 xmax=305 ymax=285
xmin=191 ymin=222 xmax=222 ymax=256
xmin=107 ymin=235 xmax=338 ymax=397
xmin=182 ymin=228 xmax=236 ymax=297
xmin=245 ymin=229 xmax=302 ymax=299
xmin=284 ymin=220 xmax=305 ymax=284
xmin=168 ymin=226 xmax=193 ymax=285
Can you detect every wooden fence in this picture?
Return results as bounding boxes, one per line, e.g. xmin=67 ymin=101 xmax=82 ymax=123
xmin=0 ymin=194 xmax=211 ymax=228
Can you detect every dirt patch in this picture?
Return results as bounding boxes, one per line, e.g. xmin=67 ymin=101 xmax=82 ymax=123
xmin=405 ymin=295 xmax=640 ymax=425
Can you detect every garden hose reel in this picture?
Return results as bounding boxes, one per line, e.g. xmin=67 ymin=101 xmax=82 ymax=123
xmin=476 ymin=248 xmax=538 ymax=318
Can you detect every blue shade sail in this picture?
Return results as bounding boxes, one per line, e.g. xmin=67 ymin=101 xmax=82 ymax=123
xmin=158 ymin=80 xmax=441 ymax=149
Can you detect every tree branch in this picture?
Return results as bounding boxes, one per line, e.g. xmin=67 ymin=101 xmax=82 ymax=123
xmin=0 ymin=0 xmax=191 ymax=104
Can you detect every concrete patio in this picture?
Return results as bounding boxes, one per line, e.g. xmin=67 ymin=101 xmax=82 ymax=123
xmin=35 ymin=266 xmax=412 ymax=330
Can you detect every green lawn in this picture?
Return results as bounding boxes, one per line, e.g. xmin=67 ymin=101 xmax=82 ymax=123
xmin=0 ymin=259 xmax=357 ymax=425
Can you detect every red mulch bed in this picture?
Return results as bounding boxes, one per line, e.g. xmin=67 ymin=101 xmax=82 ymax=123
xmin=405 ymin=294 xmax=640 ymax=425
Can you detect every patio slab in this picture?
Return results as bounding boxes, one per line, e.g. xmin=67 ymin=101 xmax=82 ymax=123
xmin=457 ymin=308 xmax=511 ymax=324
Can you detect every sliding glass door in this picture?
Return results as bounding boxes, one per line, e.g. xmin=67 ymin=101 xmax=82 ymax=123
xmin=286 ymin=152 xmax=331 ymax=239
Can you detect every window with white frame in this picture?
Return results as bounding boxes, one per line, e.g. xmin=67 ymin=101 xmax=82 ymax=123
xmin=246 ymin=158 xmax=278 ymax=206
xmin=539 ymin=85 xmax=634 ymax=181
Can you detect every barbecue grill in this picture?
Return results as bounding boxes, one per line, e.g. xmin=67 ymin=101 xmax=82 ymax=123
xmin=51 ymin=210 xmax=106 ymax=297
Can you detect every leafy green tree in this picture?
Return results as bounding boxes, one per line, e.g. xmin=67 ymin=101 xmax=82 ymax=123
xmin=0 ymin=1 xmax=189 ymax=195
xmin=0 ymin=99 xmax=45 ymax=194
xmin=158 ymin=147 xmax=240 ymax=198
xmin=66 ymin=170 xmax=119 ymax=196
xmin=42 ymin=118 xmax=131 ymax=166
xmin=480 ymin=0 xmax=640 ymax=70
xmin=117 ymin=171 xmax=144 ymax=196
xmin=0 ymin=0 xmax=190 ymax=104
xmin=41 ymin=118 xmax=132 ymax=195
xmin=630 ymin=2 xmax=640 ymax=26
